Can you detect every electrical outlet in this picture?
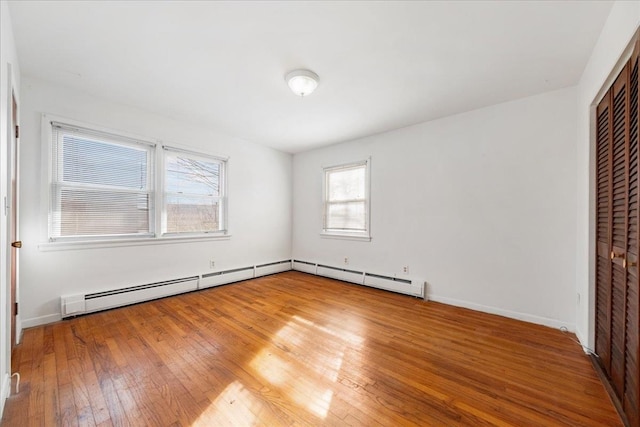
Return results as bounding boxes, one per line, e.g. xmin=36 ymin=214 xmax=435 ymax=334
xmin=344 ymin=257 xmax=349 ymax=265
xmin=210 ymin=260 xmax=216 ymax=269
xmin=402 ymin=266 xmax=409 ymax=274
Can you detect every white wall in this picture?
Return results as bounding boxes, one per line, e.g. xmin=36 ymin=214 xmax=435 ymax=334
xmin=0 ymin=0 xmax=21 ymax=417
xmin=18 ymin=77 xmax=292 ymax=327
xmin=576 ymin=2 xmax=640 ymax=346
xmin=293 ymin=87 xmax=578 ymax=329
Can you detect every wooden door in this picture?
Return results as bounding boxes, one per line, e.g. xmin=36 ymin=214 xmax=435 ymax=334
xmin=595 ymin=38 xmax=640 ymax=427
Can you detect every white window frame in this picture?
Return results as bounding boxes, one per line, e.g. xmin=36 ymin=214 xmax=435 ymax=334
xmin=321 ymin=158 xmax=371 ymax=241
xmin=48 ymin=120 xmax=156 ymax=242
xmin=40 ymin=114 xmax=231 ymax=250
xmin=161 ymin=145 xmax=228 ymax=237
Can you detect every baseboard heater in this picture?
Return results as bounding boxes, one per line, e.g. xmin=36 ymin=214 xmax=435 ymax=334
xmin=293 ymin=259 xmax=426 ymax=298
xmin=61 ymin=260 xmax=293 ymax=318
xmin=61 ymin=276 xmax=200 ymax=318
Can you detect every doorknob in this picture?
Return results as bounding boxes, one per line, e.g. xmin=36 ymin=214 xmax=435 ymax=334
xmin=611 ymin=251 xmax=624 ymax=260
xmin=11 ymin=241 xmax=21 ymax=248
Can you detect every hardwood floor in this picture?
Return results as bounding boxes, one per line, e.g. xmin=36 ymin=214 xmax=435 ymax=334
xmin=1 ymin=271 xmax=622 ymax=426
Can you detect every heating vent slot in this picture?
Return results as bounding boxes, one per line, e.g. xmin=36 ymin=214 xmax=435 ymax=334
xmin=200 ymin=266 xmax=255 ymax=289
xmin=317 ymin=264 xmax=364 ymax=285
xmin=293 ymin=260 xmax=317 ymax=274
xmin=364 ymin=273 xmax=424 ymax=298
xmin=86 ymin=276 xmax=198 ymax=299
xmin=365 ymin=273 xmax=412 ymax=285
xmin=255 ymin=260 xmax=292 ymax=277
xmin=202 ymin=266 xmax=254 ymax=278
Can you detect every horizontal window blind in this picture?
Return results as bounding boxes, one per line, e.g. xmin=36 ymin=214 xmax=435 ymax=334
xmin=163 ymin=146 xmax=226 ymax=234
xmin=50 ymin=123 xmax=155 ymax=240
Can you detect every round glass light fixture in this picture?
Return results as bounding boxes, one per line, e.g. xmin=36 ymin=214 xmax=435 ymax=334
xmin=285 ymin=69 xmax=319 ymax=97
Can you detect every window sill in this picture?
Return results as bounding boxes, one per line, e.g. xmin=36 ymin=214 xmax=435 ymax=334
xmin=320 ymin=232 xmax=371 ymax=242
xmin=38 ymin=234 xmax=232 ymax=252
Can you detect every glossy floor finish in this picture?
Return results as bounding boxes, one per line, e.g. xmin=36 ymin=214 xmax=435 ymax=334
xmin=1 ymin=271 xmax=621 ymax=426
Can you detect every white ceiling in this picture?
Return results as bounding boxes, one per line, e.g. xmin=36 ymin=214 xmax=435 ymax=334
xmin=8 ymin=1 xmax=613 ymax=153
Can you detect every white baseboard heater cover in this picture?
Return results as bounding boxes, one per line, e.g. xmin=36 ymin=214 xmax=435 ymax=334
xmin=60 ymin=259 xmax=295 ymax=318
xmin=317 ymin=264 xmax=364 ymax=285
xmin=200 ymin=267 xmax=255 ymax=289
xmin=292 ymin=260 xmax=317 ymax=275
xmin=364 ymin=273 xmax=424 ymax=298
xmin=61 ymin=276 xmax=199 ymax=318
xmin=59 ymin=259 xmax=425 ymax=319
xmin=255 ymin=260 xmax=293 ymax=277
xmin=293 ymin=259 xmax=425 ymax=298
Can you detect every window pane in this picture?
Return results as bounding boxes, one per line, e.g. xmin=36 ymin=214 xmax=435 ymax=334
xmin=61 ymin=135 xmax=148 ymax=189
xmin=165 ymin=154 xmax=220 ymax=196
xmin=165 ymin=195 xmax=220 ymax=233
xmin=56 ymin=188 xmax=150 ymax=236
xmin=328 ymin=166 xmax=365 ymax=201
xmin=163 ymin=148 xmax=225 ymax=235
xmin=326 ymin=201 xmax=366 ymax=231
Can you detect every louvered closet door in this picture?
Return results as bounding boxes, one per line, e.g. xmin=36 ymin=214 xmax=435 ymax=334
xmin=595 ymin=42 xmax=640 ymax=427
xmin=625 ymin=46 xmax=640 ymax=427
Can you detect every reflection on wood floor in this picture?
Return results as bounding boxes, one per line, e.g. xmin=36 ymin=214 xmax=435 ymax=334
xmin=1 ymin=271 xmax=622 ymax=426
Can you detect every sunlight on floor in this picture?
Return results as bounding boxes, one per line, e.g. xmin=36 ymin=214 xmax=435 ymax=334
xmin=249 ymin=314 xmax=364 ymax=419
xmin=192 ymin=381 xmax=258 ymax=426
xmin=191 ymin=314 xmax=365 ymax=424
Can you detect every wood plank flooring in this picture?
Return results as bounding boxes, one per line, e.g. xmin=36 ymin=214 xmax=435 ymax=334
xmin=1 ymin=271 xmax=622 ymax=426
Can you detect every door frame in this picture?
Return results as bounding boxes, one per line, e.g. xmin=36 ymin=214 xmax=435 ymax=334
xmin=9 ymin=88 xmax=18 ymax=349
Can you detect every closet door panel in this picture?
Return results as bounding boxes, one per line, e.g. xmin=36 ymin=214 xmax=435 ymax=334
xmin=624 ymin=49 xmax=640 ymax=427
xmin=611 ymin=66 xmax=630 ymax=399
xmin=596 ymin=92 xmax=613 ymax=377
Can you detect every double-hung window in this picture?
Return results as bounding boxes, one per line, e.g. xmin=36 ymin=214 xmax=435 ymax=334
xmin=162 ymin=147 xmax=226 ymax=235
xmin=322 ymin=159 xmax=371 ymax=240
xmin=50 ymin=122 xmax=155 ymax=241
xmin=47 ymin=117 xmax=229 ymax=244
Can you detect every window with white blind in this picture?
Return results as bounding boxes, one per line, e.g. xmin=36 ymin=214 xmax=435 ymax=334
xmin=47 ymin=118 xmax=230 ymax=244
xmin=163 ymin=147 xmax=226 ymax=235
xmin=50 ymin=122 xmax=155 ymax=241
xmin=322 ymin=159 xmax=371 ymax=240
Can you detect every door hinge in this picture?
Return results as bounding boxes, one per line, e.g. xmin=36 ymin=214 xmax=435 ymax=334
xmin=14 ymin=125 xmax=19 ymax=139
xmin=14 ymin=302 xmax=18 ymax=315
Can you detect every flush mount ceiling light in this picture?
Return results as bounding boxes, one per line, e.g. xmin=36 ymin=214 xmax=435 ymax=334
xmin=285 ymin=69 xmax=319 ymax=97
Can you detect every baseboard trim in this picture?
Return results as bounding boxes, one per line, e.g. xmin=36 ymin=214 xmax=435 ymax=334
xmin=0 ymin=373 xmax=9 ymax=420
xmin=574 ymin=326 xmax=588 ymax=349
xmin=22 ymin=313 xmax=61 ymax=329
xmin=429 ymin=294 xmax=575 ymax=331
